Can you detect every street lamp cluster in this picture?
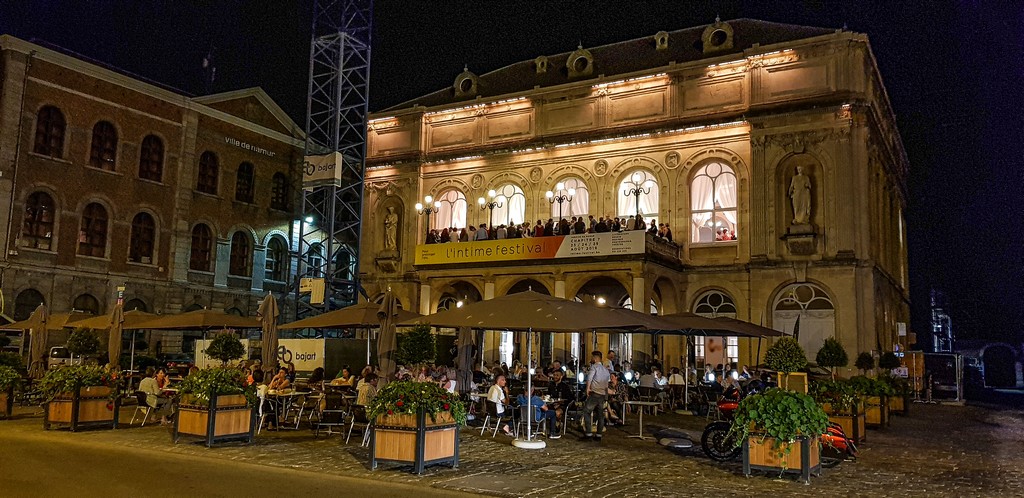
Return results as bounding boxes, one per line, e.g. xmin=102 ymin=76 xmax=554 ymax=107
xmin=478 ymin=189 xmax=504 ymax=228
xmin=623 ymin=170 xmax=652 ymax=217
xmin=414 ymin=196 xmax=441 ymax=236
xmin=545 ymin=182 xmax=575 ymax=233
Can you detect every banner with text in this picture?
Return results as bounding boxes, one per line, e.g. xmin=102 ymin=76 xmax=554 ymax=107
xmin=414 ymin=230 xmax=645 ymax=265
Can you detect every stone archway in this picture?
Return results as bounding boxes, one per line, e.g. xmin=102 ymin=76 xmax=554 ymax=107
xmin=575 ymin=276 xmax=633 ymax=366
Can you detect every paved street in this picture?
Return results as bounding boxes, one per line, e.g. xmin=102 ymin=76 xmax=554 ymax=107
xmin=1 ymin=401 xmax=1022 ymax=497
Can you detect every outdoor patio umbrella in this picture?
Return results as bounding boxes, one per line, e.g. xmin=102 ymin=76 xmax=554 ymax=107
xmin=6 ymin=311 xmax=93 ymax=331
xmin=134 ymin=309 xmax=260 ymax=330
xmin=279 ymin=301 xmax=421 ymax=329
xmin=258 ymin=294 xmax=280 ymax=370
xmin=74 ymin=309 xmax=157 ymax=330
xmin=107 ymin=303 xmax=124 ymax=369
xmin=376 ymin=289 xmax=400 ymax=389
xmin=27 ymin=304 xmax=48 ymax=379
xmin=456 ymin=326 xmax=474 ymax=394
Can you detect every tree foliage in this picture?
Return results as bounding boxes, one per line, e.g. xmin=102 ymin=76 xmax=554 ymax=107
xmin=815 ymin=338 xmax=849 ymax=379
xmin=765 ymin=337 xmax=807 ymax=375
xmin=203 ymin=332 xmax=246 ymax=365
xmin=66 ymin=328 xmax=100 ymax=356
xmin=878 ymin=351 xmax=901 ymax=370
xmin=854 ymin=352 xmax=875 ymax=374
xmin=395 ymin=324 xmax=436 ymax=366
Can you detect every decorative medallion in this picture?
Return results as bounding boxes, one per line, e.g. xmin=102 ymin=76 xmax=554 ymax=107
xmin=529 ymin=167 xmax=543 ymax=184
xmin=665 ymin=151 xmax=681 ymax=169
xmin=471 ymin=173 xmax=483 ymax=189
xmin=594 ymin=159 xmax=608 ymax=177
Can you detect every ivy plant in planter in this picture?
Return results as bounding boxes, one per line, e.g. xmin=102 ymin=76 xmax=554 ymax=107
xmin=765 ymin=337 xmax=807 ymax=390
xmin=367 ymin=380 xmax=464 ymax=474
xmin=809 ymin=379 xmax=858 ymax=414
xmin=0 ymin=352 xmax=25 ymax=373
xmin=849 ymin=375 xmax=894 ymax=428
xmin=730 ymin=388 xmax=829 ymax=481
xmin=368 ymin=379 xmax=467 ymax=425
xmin=177 ymin=367 xmax=256 ymax=406
xmin=0 ymin=365 xmax=21 ymax=418
xmin=174 ymin=367 xmax=256 ymax=447
xmin=815 ymin=338 xmax=848 ymax=380
xmin=38 ymin=365 xmax=118 ymax=431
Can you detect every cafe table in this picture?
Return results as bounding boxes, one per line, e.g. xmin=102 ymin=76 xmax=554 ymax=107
xmin=624 ymin=400 xmax=661 ymax=440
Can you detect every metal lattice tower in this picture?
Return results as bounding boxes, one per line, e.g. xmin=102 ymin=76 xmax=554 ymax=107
xmin=296 ymin=0 xmax=373 ymax=317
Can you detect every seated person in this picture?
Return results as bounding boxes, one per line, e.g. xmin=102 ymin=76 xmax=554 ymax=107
xmin=253 ymin=369 xmax=278 ymax=429
xmin=356 ymin=373 xmax=379 ymax=406
xmin=268 ymin=367 xmax=291 ymax=391
xmin=155 ymin=367 xmax=172 ymax=390
xmin=330 ymin=367 xmax=357 ymax=387
xmin=606 ymin=374 xmax=629 ymax=425
xmin=305 ymin=367 xmax=325 ymax=392
xmin=487 ymin=374 xmax=514 ymax=436
xmin=138 ymin=367 xmax=173 ymax=425
xmin=546 ymin=370 xmax=576 ymax=421
xmin=516 ymin=387 xmax=559 ymax=438
xmin=638 ymin=369 xmax=657 ymax=388
xmin=722 ymin=376 xmax=742 ymax=401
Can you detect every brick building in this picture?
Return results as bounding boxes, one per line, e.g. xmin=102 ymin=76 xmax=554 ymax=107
xmin=0 ymin=35 xmax=304 ymax=352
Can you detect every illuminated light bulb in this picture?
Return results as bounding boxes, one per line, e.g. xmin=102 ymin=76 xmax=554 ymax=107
xmin=568 ymin=188 xmax=576 ymax=196
xmin=596 ymin=297 xmax=606 ymax=305
xmin=424 ymin=195 xmax=433 ymax=204
xmin=577 ymin=372 xmax=585 ymax=383
xmin=546 ymin=191 xmax=554 ymax=199
xmin=304 ymin=216 xmax=313 ymax=223
xmin=434 ymin=201 xmax=441 ymax=208
xmin=415 ymin=203 xmax=423 ymax=211
xmin=556 ymin=182 xmax=565 ymax=191
xmin=478 ymin=197 xmax=486 ymax=205
xmin=488 ymin=189 xmax=496 ymax=198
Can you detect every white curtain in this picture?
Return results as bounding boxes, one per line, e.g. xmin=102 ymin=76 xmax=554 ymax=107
xmin=617 ymin=173 xmax=659 ymax=218
xmin=716 ymin=172 xmax=737 ymax=225
xmin=690 ymin=174 xmax=714 ymax=242
xmin=492 ymin=184 xmax=525 ymax=225
xmin=434 ymin=189 xmax=467 ymax=229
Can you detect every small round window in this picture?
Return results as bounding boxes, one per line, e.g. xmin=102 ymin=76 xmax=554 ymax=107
xmin=710 ymin=29 xmax=728 ymax=47
xmin=459 ymin=78 xmax=474 ymax=93
xmin=573 ymin=56 xmax=589 ymax=73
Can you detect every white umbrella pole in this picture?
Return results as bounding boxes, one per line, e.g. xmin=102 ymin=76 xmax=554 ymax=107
xmin=130 ymin=333 xmax=136 ymax=375
xmin=366 ymin=328 xmax=371 ymax=366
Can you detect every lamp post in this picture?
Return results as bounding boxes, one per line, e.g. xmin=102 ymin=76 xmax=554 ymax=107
xmin=545 ymin=182 xmax=576 ymax=233
xmin=414 ymin=195 xmax=441 ymax=240
xmin=477 ymin=189 xmax=504 ymax=229
xmin=623 ymin=170 xmax=652 ymax=218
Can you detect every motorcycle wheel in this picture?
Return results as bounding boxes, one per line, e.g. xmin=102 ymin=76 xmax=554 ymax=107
xmin=701 ymin=422 xmax=741 ymax=461
xmin=820 ymin=446 xmax=844 ymax=468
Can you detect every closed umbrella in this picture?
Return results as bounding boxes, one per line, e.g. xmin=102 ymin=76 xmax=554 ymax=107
xmin=456 ymin=326 xmax=475 ymax=394
xmin=376 ymin=289 xmax=399 ymax=389
xmin=107 ymin=303 xmax=124 ymax=369
xmin=27 ymin=304 xmax=48 ymax=379
xmin=258 ymin=294 xmax=280 ymax=370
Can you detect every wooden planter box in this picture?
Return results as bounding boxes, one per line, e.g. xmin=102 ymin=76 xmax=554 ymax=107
xmin=173 ymin=393 xmax=255 ymax=447
xmin=821 ymin=402 xmax=866 ymax=444
xmin=371 ymin=410 xmax=459 ymax=474
xmin=888 ymin=395 xmax=909 ymax=416
xmin=776 ymin=372 xmax=809 ymax=393
xmin=863 ymin=395 xmax=889 ymax=428
xmin=743 ymin=435 xmax=821 ymax=484
xmin=44 ymin=386 xmax=119 ymax=431
xmin=0 ymin=387 xmax=13 ymax=419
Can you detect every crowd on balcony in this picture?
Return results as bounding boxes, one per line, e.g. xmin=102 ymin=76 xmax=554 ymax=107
xmin=423 ymin=214 xmax=675 ymax=244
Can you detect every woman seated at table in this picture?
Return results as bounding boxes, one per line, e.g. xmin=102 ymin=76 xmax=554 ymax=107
xmin=516 ymin=387 xmax=559 ymax=438
xmin=606 ymin=373 xmax=629 ymax=426
xmin=269 ymin=367 xmax=291 ymax=391
xmin=356 ymin=373 xmax=379 ymax=405
xmin=155 ymin=368 xmax=173 ymax=390
xmin=439 ymin=370 xmax=457 ymax=393
xmin=253 ymin=369 xmax=278 ymax=430
xmin=138 ymin=367 xmax=173 ymax=425
xmin=306 ymin=367 xmax=326 ymax=392
xmin=331 ymin=367 xmax=357 ymax=387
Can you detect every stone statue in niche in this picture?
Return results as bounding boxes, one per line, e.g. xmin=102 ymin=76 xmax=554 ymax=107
xmin=384 ymin=207 xmax=399 ymax=251
xmin=788 ymin=165 xmax=812 ymax=225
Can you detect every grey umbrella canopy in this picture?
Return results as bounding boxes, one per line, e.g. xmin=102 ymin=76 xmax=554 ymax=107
xmin=107 ymin=303 xmax=124 ymax=369
xmin=376 ymin=290 xmax=400 ymax=388
xmin=258 ymin=294 xmax=280 ymax=369
xmin=398 ymin=290 xmax=646 ymax=333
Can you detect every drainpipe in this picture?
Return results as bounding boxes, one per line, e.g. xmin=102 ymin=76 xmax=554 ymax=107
xmin=4 ymin=50 xmax=34 ymax=261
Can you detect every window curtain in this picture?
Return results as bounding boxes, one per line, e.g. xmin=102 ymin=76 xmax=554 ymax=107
xmin=617 ymin=177 xmax=660 ymax=218
xmin=690 ymin=174 xmax=714 ymax=241
xmin=716 ymin=172 xmax=738 ymax=225
xmin=435 ymin=192 xmax=467 ymax=229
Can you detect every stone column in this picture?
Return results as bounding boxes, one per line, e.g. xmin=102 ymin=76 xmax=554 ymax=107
xmin=484 ymin=281 xmax=495 ymax=300
xmin=419 ymin=283 xmax=431 ymax=316
xmin=213 ymin=238 xmax=230 ymax=287
xmin=554 ymin=278 xmax=566 ymax=299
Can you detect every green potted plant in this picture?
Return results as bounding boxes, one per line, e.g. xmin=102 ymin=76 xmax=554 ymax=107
xmin=849 ymin=375 xmax=893 ymax=427
xmin=730 ymin=388 xmax=829 ymax=483
xmin=878 ymin=374 xmax=913 ymax=416
xmin=810 ymin=379 xmax=865 ymax=443
xmin=815 ymin=338 xmax=849 ymax=380
xmin=39 ymin=364 xmax=119 ymax=431
xmin=66 ymin=328 xmax=100 ymax=365
xmin=855 ymin=352 xmax=875 ymax=376
xmin=203 ymin=333 xmax=246 ymax=366
xmin=395 ymin=324 xmax=437 ymax=367
xmin=173 ymin=366 xmax=256 ymax=447
xmin=0 ymin=365 xmax=21 ymax=419
xmin=765 ymin=337 xmax=808 ymax=392
xmin=368 ymin=380 xmax=464 ymax=474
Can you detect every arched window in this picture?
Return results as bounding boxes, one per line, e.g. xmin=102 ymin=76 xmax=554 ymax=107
xmin=189 ymin=224 xmax=213 ymax=271
xmin=690 ymin=162 xmax=737 ymax=243
xmin=265 ymin=237 xmax=288 ymax=282
xmin=138 ymin=135 xmax=164 ymax=182
xmin=77 ymin=203 xmax=108 ymax=257
xmin=305 ymin=243 xmax=324 ymax=278
xmin=434 ymin=189 xmax=467 ymax=229
xmin=13 ymin=289 xmax=45 ymax=321
xmin=235 ymin=162 xmax=255 ymax=203
xmin=129 ymin=212 xmax=156 ymax=263
xmin=123 ymin=299 xmax=148 ymax=312
xmin=549 ymin=177 xmax=590 ymax=219
xmin=491 ymin=184 xmax=526 ymax=226
xmin=89 ymin=121 xmax=118 ymax=170
xmin=22 ymin=192 xmax=55 ymax=250
xmin=437 ymin=295 xmax=459 ymax=312
xmin=617 ymin=169 xmax=660 ymax=219
xmin=229 ymin=231 xmax=252 ymax=277
xmin=270 ymin=172 xmax=289 ymax=210
xmin=34 ymin=106 xmax=65 ymax=157
xmin=693 ymin=290 xmax=738 ymax=366
xmin=196 ymin=151 xmax=219 ymax=194
xmin=773 ymin=283 xmax=836 ymax=361
xmin=72 ymin=294 xmax=100 ymax=314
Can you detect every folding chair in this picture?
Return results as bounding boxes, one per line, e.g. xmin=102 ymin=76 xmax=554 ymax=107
xmin=129 ymin=392 xmax=153 ymax=426
xmin=314 ymin=393 xmax=346 ymax=437
xmin=346 ymin=404 xmax=371 ymax=447
xmin=515 ymin=404 xmax=547 ymax=439
xmin=480 ymin=400 xmax=514 ymax=437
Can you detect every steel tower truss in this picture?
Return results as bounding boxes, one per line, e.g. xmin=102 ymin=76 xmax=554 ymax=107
xmin=296 ymin=0 xmax=373 ymax=316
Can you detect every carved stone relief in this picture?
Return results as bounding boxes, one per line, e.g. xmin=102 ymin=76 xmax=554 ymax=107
xmin=529 ymin=166 xmax=543 ymax=184
xmin=665 ymin=151 xmax=680 ymax=169
xmin=594 ymin=159 xmax=608 ymax=177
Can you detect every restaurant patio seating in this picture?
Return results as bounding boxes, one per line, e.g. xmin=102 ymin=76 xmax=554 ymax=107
xmin=314 ymin=393 xmax=347 ymax=437
xmin=129 ymin=392 xmax=153 ymax=426
xmin=346 ymin=404 xmax=371 ymax=446
xmin=480 ymin=400 xmax=514 ymax=438
xmin=515 ymin=404 xmax=548 ymax=439
xmin=256 ymin=396 xmax=277 ymax=435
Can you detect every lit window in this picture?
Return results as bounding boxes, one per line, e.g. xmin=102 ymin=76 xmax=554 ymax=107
xmin=491 ymin=184 xmax=525 ymax=226
xmin=22 ymin=192 xmax=55 ymax=250
xmin=434 ymin=189 xmax=467 ymax=229
xmin=617 ymin=169 xmax=660 ymax=219
xmin=265 ymin=237 xmax=287 ymax=282
xmin=549 ymin=177 xmax=590 ymax=219
xmin=690 ymin=162 xmax=737 ymax=243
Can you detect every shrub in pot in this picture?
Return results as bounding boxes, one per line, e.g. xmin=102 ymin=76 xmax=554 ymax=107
xmin=810 ymin=379 xmax=865 ymax=443
xmin=174 ymin=367 xmax=256 ymax=446
xmin=878 ymin=374 xmax=913 ymax=415
xmin=367 ymin=380 xmax=464 ymax=473
xmin=730 ymin=388 xmax=829 ymax=482
xmin=0 ymin=365 xmax=20 ymax=418
xmin=878 ymin=352 xmax=901 ymax=371
xmin=203 ymin=333 xmax=246 ymax=366
xmin=395 ymin=324 xmax=437 ymax=367
xmin=67 ymin=328 xmax=100 ymax=364
xmin=855 ymin=352 xmax=875 ymax=376
xmin=849 ymin=375 xmax=894 ymax=427
xmin=815 ymin=338 xmax=848 ymax=380
xmin=765 ymin=337 xmax=808 ymax=391
xmin=38 ymin=365 xmax=118 ymax=430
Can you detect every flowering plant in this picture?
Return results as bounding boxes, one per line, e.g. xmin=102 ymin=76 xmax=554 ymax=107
xmin=177 ymin=366 xmax=256 ymax=407
xmin=368 ymin=380 xmax=466 ymax=425
xmin=38 ymin=364 xmax=115 ymax=401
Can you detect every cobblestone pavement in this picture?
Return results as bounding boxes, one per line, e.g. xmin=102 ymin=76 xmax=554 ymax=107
xmin=3 ymin=401 xmax=1022 ymax=497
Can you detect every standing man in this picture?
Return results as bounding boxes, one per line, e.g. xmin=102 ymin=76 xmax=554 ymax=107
xmin=583 ymin=350 xmax=610 ymax=441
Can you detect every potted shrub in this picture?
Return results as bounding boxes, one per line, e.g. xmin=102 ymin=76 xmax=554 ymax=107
xmin=731 ymin=388 xmax=829 ymax=484
xmin=815 ymin=338 xmax=849 ymax=380
xmin=39 ymin=364 xmax=119 ymax=431
xmin=879 ymin=374 xmax=913 ymax=416
xmin=765 ymin=337 xmax=808 ymax=392
xmin=173 ymin=366 xmax=256 ymax=447
xmin=395 ymin=324 xmax=437 ymax=366
xmin=67 ymin=328 xmax=100 ymax=365
xmin=0 ymin=365 xmax=20 ymax=419
xmin=810 ymin=379 xmax=865 ymax=443
xmin=368 ymin=380 xmax=466 ymax=474
xmin=203 ymin=332 xmax=247 ymax=366
xmin=849 ymin=375 xmax=893 ymax=428
xmin=855 ymin=352 xmax=875 ymax=376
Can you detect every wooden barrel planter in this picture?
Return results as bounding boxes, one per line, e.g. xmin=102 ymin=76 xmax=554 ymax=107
xmin=863 ymin=395 xmax=889 ymax=428
xmin=173 ymin=393 xmax=255 ymax=447
xmin=822 ymin=402 xmax=866 ymax=444
xmin=776 ymin=372 xmax=809 ymax=393
xmin=1 ymin=386 xmax=13 ymax=419
xmin=44 ymin=386 xmax=119 ymax=431
xmin=371 ymin=410 xmax=459 ymax=474
xmin=743 ymin=435 xmax=821 ymax=484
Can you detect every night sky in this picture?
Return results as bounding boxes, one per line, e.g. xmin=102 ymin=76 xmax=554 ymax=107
xmin=2 ymin=1 xmax=1021 ymax=347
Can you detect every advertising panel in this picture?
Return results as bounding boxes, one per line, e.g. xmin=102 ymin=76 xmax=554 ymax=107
xmin=414 ymin=229 xmax=645 ymax=265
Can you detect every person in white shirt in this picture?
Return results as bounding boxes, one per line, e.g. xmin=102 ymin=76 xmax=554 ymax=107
xmin=487 ymin=374 xmax=513 ymax=436
xmin=138 ymin=366 xmax=173 ymax=424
